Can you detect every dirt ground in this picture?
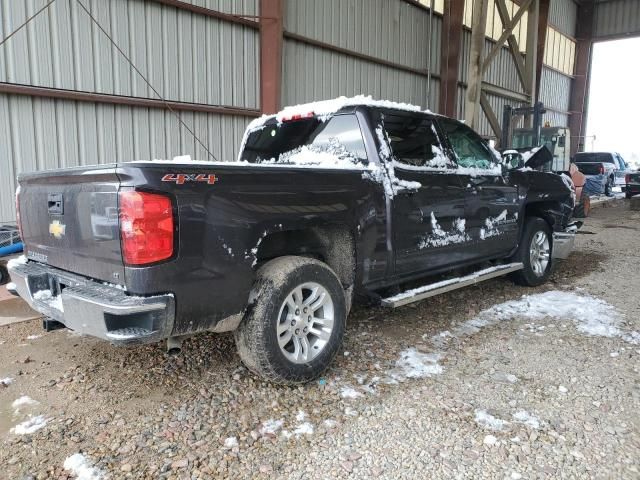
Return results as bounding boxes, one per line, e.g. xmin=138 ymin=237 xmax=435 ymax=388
xmin=0 ymin=201 xmax=638 ymax=480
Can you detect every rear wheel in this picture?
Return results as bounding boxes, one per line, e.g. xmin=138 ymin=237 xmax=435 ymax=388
xmin=234 ymin=256 xmax=346 ymax=384
xmin=511 ymin=217 xmax=553 ymax=287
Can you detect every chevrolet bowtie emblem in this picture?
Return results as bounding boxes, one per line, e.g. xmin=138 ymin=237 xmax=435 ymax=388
xmin=49 ymin=220 xmax=66 ymax=239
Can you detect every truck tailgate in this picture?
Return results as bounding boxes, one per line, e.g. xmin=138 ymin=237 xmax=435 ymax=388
xmin=17 ymin=165 xmax=125 ymax=284
xmin=575 ymin=163 xmax=603 ymax=176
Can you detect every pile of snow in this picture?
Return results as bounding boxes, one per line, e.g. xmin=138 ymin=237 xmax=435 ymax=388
xmin=474 ymin=410 xmax=509 ymax=431
xmin=388 ymin=348 xmax=443 ymax=381
xmin=64 ymin=453 xmax=104 ymax=480
xmin=10 ymin=415 xmax=49 ymax=435
xmin=32 ymin=289 xmax=63 ymax=311
xmin=1 ymin=377 xmax=14 ymax=386
xmin=433 ymin=291 xmax=637 ymax=344
xmin=7 ymin=255 xmax=27 ymax=269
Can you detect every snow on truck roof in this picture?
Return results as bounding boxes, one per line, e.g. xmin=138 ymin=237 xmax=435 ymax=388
xmin=245 ymin=95 xmax=428 ymax=132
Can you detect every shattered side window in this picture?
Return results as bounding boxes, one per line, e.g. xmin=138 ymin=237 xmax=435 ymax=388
xmin=439 ymin=119 xmax=497 ymax=170
xmin=380 ymin=111 xmax=454 ymax=169
xmin=242 ymin=114 xmax=368 ymax=165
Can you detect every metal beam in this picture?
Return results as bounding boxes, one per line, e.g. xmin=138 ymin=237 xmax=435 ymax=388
xmin=465 ymin=0 xmax=489 ymax=128
xmin=483 ymin=0 xmax=533 ymax=78
xmin=152 ymin=0 xmax=259 ymax=29
xmin=481 ymin=81 xmax=530 ymax=102
xmin=535 ymin=0 xmax=551 ymax=102
xmin=480 ymin=92 xmax=502 ymax=139
xmin=524 ymin=0 xmax=540 ymax=101
xmin=259 ymin=0 xmax=284 ymax=114
xmin=569 ymin=0 xmax=595 ymax=156
xmin=0 ymin=82 xmax=261 ymax=117
xmin=439 ymin=0 xmax=465 ymax=117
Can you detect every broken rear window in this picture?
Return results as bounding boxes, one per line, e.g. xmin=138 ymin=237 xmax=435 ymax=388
xmin=241 ymin=114 xmax=368 ymax=166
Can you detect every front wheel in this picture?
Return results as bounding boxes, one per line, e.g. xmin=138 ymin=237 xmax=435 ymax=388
xmin=510 ymin=217 xmax=554 ymax=287
xmin=234 ymin=256 xmax=346 ymax=384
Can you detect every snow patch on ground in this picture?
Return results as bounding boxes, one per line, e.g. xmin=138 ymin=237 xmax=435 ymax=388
xmin=293 ymin=422 xmax=314 ymax=436
xmin=474 ymin=410 xmax=509 ymax=431
xmin=340 ymin=386 xmax=363 ymax=399
xmin=26 ymin=335 xmax=42 ymax=340
xmin=388 ymin=348 xmax=443 ymax=381
xmin=223 ymin=437 xmax=238 ymax=448
xmin=1 ymin=377 xmax=14 ymax=386
xmin=12 ymin=396 xmax=39 ymax=409
xmin=432 ymin=291 xmax=637 ymax=345
xmin=512 ymin=410 xmax=540 ymax=429
xmin=10 ymin=415 xmax=49 ymax=435
xmin=260 ymin=419 xmax=284 ymax=436
xmin=63 ymin=453 xmax=104 ymax=480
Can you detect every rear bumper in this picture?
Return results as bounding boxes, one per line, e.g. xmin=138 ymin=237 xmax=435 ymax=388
xmin=8 ymin=261 xmax=175 ymax=345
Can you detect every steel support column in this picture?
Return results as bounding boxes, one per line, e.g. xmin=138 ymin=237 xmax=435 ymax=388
xmin=259 ymin=0 xmax=284 ymax=114
xmin=439 ymin=0 xmax=465 ymax=117
xmin=524 ymin=0 xmax=540 ymax=104
xmin=465 ymin=0 xmax=489 ymax=129
xmin=535 ymin=0 xmax=550 ymax=102
xmin=569 ymin=0 xmax=595 ymax=156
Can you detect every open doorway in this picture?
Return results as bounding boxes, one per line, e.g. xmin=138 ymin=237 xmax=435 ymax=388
xmin=585 ymin=38 xmax=640 ymax=169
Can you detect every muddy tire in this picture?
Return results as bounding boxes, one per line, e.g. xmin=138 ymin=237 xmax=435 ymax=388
xmin=510 ymin=217 xmax=554 ymax=287
xmin=234 ymin=256 xmax=346 ymax=384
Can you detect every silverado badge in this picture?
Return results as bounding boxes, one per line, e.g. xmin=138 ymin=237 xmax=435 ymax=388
xmin=49 ymin=220 xmax=66 ymax=239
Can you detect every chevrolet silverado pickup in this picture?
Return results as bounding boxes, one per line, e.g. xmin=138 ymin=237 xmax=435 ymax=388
xmin=8 ymin=97 xmax=578 ymax=384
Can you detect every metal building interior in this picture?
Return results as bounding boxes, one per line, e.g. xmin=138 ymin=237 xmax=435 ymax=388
xmin=1 ymin=0 xmax=639 ymax=224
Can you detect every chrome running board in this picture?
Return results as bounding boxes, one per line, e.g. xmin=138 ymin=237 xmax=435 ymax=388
xmin=381 ymin=263 xmax=524 ymax=308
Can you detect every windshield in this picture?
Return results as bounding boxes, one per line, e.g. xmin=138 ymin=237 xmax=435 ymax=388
xmin=574 ymin=153 xmax=614 ymax=164
xmin=241 ymin=114 xmax=368 ymax=166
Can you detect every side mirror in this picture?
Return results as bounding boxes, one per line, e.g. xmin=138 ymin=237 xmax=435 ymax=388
xmin=502 ymin=151 xmax=525 ymax=170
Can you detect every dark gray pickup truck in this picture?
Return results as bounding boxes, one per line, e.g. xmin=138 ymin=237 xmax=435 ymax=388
xmin=8 ymin=97 xmax=578 ymax=383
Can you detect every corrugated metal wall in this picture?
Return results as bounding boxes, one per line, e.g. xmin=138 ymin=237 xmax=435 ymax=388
xmin=593 ymin=0 xmax=640 ymax=39
xmin=282 ymin=0 xmax=441 ymax=110
xmin=282 ymin=40 xmax=440 ymax=109
xmin=285 ymin=0 xmax=440 ymax=73
xmin=0 ymin=0 xmax=259 ymax=107
xmin=549 ymin=0 xmax=577 ymax=36
xmin=0 ymin=93 xmax=252 ymax=223
xmin=0 ymin=0 xmax=259 ymax=223
xmin=539 ymin=66 xmax=570 ymax=127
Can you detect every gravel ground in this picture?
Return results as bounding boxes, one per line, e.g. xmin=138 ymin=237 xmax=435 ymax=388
xmin=0 ymin=201 xmax=638 ymax=480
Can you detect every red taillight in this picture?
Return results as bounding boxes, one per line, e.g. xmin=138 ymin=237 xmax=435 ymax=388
xmin=626 ymin=174 xmax=631 ymax=184
xmin=599 ymin=165 xmax=605 ymax=175
xmin=15 ymin=186 xmax=23 ymax=240
xmin=119 ymin=191 xmax=174 ymax=265
xmin=281 ymin=111 xmax=315 ymax=122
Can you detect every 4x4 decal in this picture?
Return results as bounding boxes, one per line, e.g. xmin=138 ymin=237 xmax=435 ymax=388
xmin=161 ymin=173 xmax=218 ymax=185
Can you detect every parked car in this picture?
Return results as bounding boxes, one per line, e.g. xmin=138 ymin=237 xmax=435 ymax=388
xmin=574 ymin=151 xmax=630 ymax=196
xmin=626 ymin=170 xmax=640 ymax=198
xmin=8 ymin=97 xmax=578 ymax=384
